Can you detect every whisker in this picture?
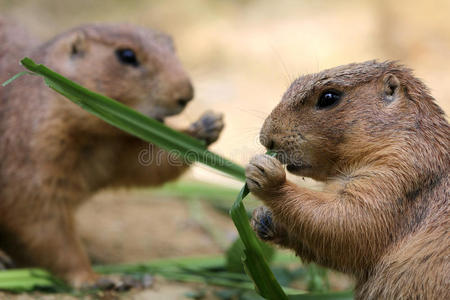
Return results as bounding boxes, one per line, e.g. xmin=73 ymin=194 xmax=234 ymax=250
xmin=268 ymin=42 xmax=294 ymax=85
xmin=235 ymin=107 xmax=269 ymax=120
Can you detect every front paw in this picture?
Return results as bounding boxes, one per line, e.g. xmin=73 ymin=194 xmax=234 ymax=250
xmin=245 ymin=154 xmax=286 ymax=196
xmin=188 ymin=110 xmax=224 ymax=145
xmin=0 ymin=251 xmax=14 ymax=270
xmin=251 ymin=206 xmax=276 ymax=241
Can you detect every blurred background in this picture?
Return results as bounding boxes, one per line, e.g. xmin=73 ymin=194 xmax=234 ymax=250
xmin=2 ymin=0 xmax=449 ymax=173
xmin=1 ymin=0 xmax=449 ymax=298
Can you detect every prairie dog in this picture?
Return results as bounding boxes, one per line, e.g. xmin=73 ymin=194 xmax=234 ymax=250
xmin=0 ymin=19 xmax=224 ymax=287
xmin=246 ymin=61 xmax=449 ymax=299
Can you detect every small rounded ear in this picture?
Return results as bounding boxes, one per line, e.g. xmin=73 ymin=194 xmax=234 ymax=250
xmin=53 ymin=30 xmax=88 ymax=58
xmin=70 ymin=32 xmax=87 ymax=57
xmin=154 ymin=33 xmax=175 ymax=52
xmin=382 ymin=73 xmax=400 ymax=102
xmin=69 ymin=31 xmax=87 ymax=58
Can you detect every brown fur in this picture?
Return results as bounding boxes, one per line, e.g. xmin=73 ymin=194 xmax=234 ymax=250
xmin=246 ymin=61 xmax=449 ymax=299
xmin=0 ymin=18 xmax=223 ymax=287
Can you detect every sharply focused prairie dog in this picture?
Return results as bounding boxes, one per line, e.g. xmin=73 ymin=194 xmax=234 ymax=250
xmin=246 ymin=61 xmax=449 ymax=299
xmin=0 ymin=18 xmax=224 ymax=288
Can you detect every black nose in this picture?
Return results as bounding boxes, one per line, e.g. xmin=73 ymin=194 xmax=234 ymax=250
xmin=177 ymin=97 xmax=192 ymax=107
xmin=177 ymin=82 xmax=194 ymax=107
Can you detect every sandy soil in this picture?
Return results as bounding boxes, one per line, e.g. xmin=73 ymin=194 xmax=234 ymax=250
xmin=77 ymin=189 xmax=237 ymax=264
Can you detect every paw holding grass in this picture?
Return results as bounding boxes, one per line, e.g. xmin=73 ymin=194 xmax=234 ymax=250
xmin=188 ymin=110 xmax=224 ymax=146
xmin=245 ymin=154 xmax=286 ymax=197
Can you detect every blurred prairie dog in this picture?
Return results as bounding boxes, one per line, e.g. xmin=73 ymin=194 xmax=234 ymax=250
xmin=246 ymin=61 xmax=449 ymax=299
xmin=0 ymin=18 xmax=224 ymax=288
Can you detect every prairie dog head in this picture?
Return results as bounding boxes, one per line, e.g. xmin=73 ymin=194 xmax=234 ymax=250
xmin=260 ymin=60 xmax=441 ymax=181
xmin=40 ymin=23 xmax=193 ymax=123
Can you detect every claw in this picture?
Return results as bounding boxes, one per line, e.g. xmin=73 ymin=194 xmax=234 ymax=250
xmin=189 ymin=111 xmax=224 ymax=145
xmin=245 ymin=154 xmax=286 ymax=195
xmin=251 ymin=206 xmax=275 ymax=241
xmin=0 ymin=251 xmax=14 ymax=270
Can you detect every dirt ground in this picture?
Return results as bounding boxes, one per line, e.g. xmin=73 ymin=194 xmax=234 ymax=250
xmin=77 ymin=189 xmax=236 ymax=264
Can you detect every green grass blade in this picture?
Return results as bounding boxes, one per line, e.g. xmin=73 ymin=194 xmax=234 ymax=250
xmin=0 ymin=268 xmax=68 ymax=292
xmin=1 ymin=71 xmax=33 ymax=87
xmin=229 ymin=151 xmax=289 ymax=299
xmin=230 ymin=184 xmax=289 ymax=300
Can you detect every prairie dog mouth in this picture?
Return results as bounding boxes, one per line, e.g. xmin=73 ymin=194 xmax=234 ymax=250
xmin=273 ymin=151 xmax=308 ymax=169
xmin=154 ymin=116 xmax=165 ymax=123
xmin=272 ymin=151 xmax=312 ymax=174
xmin=286 ymin=163 xmax=312 ymax=173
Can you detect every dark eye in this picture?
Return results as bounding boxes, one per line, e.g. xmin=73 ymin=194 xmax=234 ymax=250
xmin=317 ymin=90 xmax=342 ymax=109
xmin=115 ymin=48 xmax=139 ymax=67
